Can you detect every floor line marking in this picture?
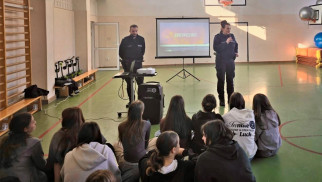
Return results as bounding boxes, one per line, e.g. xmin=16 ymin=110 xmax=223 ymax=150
xmin=284 ymin=134 xmax=322 ymax=139
xmin=279 ymin=120 xmax=322 ymax=155
xmin=38 ymin=78 xmax=114 ymax=139
xmin=278 ymin=65 xmax=283 ymax=87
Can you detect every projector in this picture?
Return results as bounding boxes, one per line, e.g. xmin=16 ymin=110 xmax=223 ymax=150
xmin=137 ymin=68 xmax=155 ymax=74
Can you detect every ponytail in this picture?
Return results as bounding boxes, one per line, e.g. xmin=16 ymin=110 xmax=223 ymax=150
xmin=146 ymin=150 xmax=164 ymax=176
xmin=145 ymin=131 xmax=179 ymax=176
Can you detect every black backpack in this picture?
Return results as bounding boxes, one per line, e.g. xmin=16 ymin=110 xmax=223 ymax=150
xmin=24 ymin=85 xmax=49 ymax=98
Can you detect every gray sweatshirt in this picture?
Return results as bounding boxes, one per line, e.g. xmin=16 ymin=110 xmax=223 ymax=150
xmin=61 ymin=142 xmax=121 ymax=182
xmin=255 ymin=110 xmax=282 ymax=151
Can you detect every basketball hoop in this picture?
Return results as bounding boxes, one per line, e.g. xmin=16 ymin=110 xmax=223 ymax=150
xmin=219 ymin=0 xmax=233 ymax=6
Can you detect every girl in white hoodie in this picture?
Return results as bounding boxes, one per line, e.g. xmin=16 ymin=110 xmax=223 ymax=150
xmin=61 ymin=122 xmax=121 ymax=182
xmin=223 ymin=92 xmax=257 ymax=160
xmin=253 ymin=93 xmax=282 ymax=157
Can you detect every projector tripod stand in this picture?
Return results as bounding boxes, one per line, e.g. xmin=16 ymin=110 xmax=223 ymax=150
xmin=166 ymin=58 xmax=200 ymax=82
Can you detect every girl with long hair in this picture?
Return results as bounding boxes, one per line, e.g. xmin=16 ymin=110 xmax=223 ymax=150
xmin=253 ymin=93 xmax=282 ymax=157
xmin=61 ymin=122 xmax=121 ymax=182
xmin=191 ymin=94 xmax=223 ymax=154
xmin=160 ymin=95 xmax=192 ymax=148
xmin=46 ymin=107 xmax=85 ymax=182
xmin=117 ymin=100 xmax=151 ymax=182
xmin=139 ymin=131 xmax=195 ymax=182
xmin=223 ymin=92 xmax=258 ymax=160
xmin=0 ymin=113 xmax=47 ymax=182
xmin=195 ymin=120 xmax=256 ymax=182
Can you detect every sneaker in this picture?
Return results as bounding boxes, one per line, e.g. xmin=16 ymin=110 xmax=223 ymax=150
xmin=220 ymin=100 xmax=225 ymax=106
xmin=74 ymin=90 xmax=80 ymax=94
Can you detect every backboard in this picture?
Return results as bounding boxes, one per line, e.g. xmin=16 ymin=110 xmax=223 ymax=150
xmin=309 ymin=4 xmax=322 ymax=25
xmin=204 ymin=0 xmax=246 ymax=6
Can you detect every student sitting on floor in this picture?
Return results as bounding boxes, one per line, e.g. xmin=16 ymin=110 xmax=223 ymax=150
xmin=253 ymin=93 xmax=282 ymax=157
xmin=45 ymin=107 xmax=85 ymax=182
xmin=61 ymin=122 xmax=121 ymax=182
xmin=116 ymin=100 xmax=151 ymax=182
xmin=223 ymin=92 xmax=257 ymax=160
xmin=160 ymin=95 xmax=192 ymax=149
xmin=86 ymin=170 xmax=117 ymax=182
xmin=0 ymin=113 xmax=47 ymax=182
xmin=191 ymin=94 xmax=223 ymax=154
xmin=139 ymin=131 xmax=195 ymax=182
xmin=195 ymin=120 xmax=256 ymax=182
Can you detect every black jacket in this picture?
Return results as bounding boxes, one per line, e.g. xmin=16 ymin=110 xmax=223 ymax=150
xmin=195 ymin=141 xmax=256 ymax=182
xmin=213 ymin=32 xmax=238 ymax=64
xmin=139 ymin=151 xmax=195 ymax=182
xmin=119 ymin=35 xmax=145 ymax=61
xmin=191 ymin=111 xmax=223 ymax=154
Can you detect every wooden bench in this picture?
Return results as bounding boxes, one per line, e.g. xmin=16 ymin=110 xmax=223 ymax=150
xmin=72 ymin=69 xmax=97 ymax=89
xmin=54 ymin=70 xmax=98 ymax=97
xmin=0 ymin=96 xmax=42 ymax=136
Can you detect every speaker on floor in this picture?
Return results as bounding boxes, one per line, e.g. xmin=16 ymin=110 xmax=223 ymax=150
xmin=138 ymin=81 xmax=164 ymax=125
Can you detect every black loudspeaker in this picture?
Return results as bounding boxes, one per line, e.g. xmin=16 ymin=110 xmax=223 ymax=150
xmin=138 ymin=82 xmax=164 ymax=125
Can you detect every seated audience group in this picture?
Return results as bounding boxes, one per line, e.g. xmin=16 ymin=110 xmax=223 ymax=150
xmin=0 ymin=91 xmax=281 ymax=181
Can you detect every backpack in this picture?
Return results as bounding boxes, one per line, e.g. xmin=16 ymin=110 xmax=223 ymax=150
xmin=24 ymin=85 xmax=49 ymax=98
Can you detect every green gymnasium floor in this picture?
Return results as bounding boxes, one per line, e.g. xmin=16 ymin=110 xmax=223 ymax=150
xmin=31 ymin=62 xmax=321 ymax=181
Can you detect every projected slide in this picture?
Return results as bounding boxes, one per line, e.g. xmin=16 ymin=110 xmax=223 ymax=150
xmin=156 ymin=18 xmax=210 ymax=58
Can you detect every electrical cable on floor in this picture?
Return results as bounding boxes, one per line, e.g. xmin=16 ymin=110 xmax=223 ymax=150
xmin=42 ymin=75 xmax=107 ymax=119
xmin=118 ymin=79 xmax=129 ymax=100
xmin=87 ymin=116 xmax=122 ymax=123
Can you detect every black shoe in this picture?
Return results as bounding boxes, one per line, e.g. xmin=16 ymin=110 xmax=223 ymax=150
xmin=220 ymin=100 xmax=225 ymax=106
xmin=126 ymin=102 xmax=130 ymax=108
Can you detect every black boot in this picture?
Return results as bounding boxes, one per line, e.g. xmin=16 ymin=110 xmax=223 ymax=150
xmin=220 ymin=99 xmax=225 ymax=106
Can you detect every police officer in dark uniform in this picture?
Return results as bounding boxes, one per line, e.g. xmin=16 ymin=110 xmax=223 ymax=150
xmin=213 ymin=20 xmax=238 ymax=106
xmin=119 ymin=24 xmax=145 ymax=104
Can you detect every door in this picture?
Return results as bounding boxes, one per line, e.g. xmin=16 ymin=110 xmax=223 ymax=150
xmin=91 ymin=22 xmax=120 ymax=70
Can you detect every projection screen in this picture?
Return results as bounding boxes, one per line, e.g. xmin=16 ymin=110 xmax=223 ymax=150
xmin=156 ymin=18 xmax=210 ymax=58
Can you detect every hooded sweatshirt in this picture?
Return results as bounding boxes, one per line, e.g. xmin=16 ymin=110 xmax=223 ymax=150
xmin=223 ymin=108 xmax=258 ymax=159
xmin=139 ymin=151 xmax=195 ymax=182
xmin=255 ymin=110 xmax=282 ymax=151
xmin=195 ymin=141 xmax=256 ymax=182
xmin=61 ymin=142 xmax=121 ymax=182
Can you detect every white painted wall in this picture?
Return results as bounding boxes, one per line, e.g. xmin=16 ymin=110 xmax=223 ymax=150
xmin=95 ymin=0 xmax=321 ymax=65
xmin=54 ymin=8 xmax=75 ymax=65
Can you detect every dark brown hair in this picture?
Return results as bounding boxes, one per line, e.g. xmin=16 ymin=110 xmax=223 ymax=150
xmin=220 ymin=20 xmax=230 ymax=28
xmin=146 ymin=131 xmax=179 ymax=176
xmin=0 ymin=113 xmax=32 ymax=168
xmin=77 ymin=122 xmax=103 ymax=147
xmin=202 ymin=94 xmax=217 ymax=112
xmin=252 ymin=93 xmax=281 ymax=130
xmin=162 ymin=95 xmax=191 ymax=139
xmin=86 ymin=170 xmax=116 ymax=182
xmin=56 ymin=107 xmax=85 ymax=164
xmin=130 ymin=24 xmax=138 ymax=29
xmin=118 ymin=100 xmax=145 ymax=144
xmin=201 ymin=120 xmax=233 ymax=146
xmin=229 ymin=92 xmax=245 ymax=110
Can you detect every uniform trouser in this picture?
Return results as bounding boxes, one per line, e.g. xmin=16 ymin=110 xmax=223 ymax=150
xmin=121 ymin=60 xmax=144 ymax=102
xmin=216 ymin=61 xmax=235 ymax=102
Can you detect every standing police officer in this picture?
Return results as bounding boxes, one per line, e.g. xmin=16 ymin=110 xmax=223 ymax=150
xmin=213 ymin=20 xmax=238 ymax=106
xmin=119 ymin=24 xmax=145 ymax=105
